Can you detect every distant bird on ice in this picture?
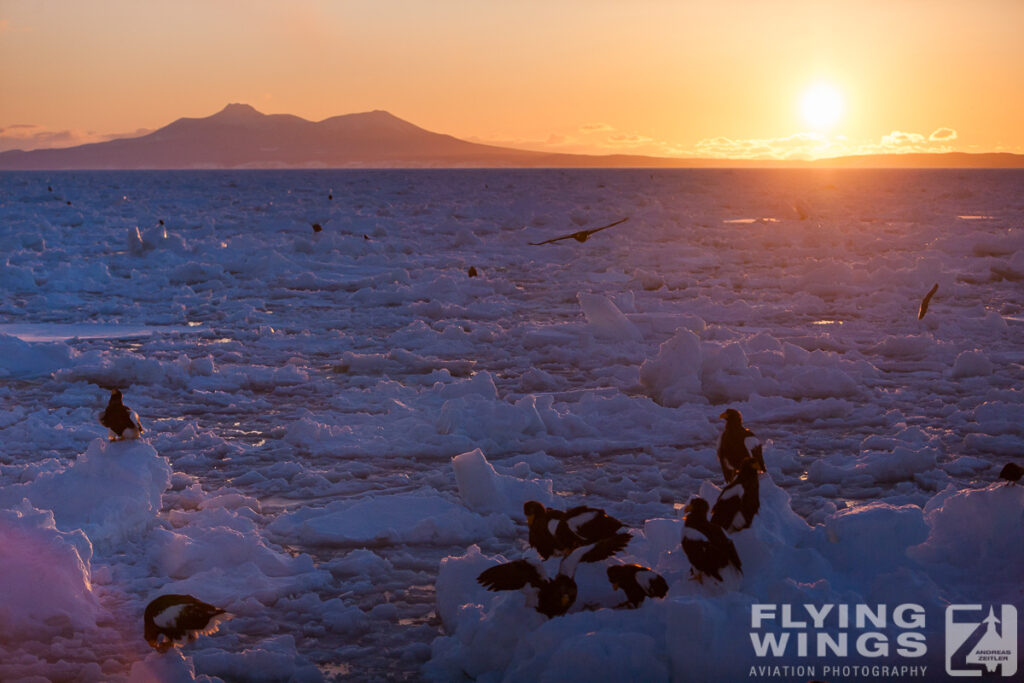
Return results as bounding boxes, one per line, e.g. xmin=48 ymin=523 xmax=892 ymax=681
xmin=717 ymin=409 xmax=764 ymax=483
xmin=918 ymin=283 xmax=939 ymax=320
xmin=792 ymin=200 xmax=810 ymax=221
xmin=528 ymin=217 xmax=629 ymax=246
xmin=711 ymin=457 xmax=761 ymax=531
xmin=607 ymin=564 xmax=668 ymax=608
xmin=999 ymin=462 xmax=1023 ymax=486
xmin=681 ymin=497 xmax=742 ymax=584
xmin=468 ymin=266 xmax=478 ymax=278
xmin=311 ymin=222 xmax=323 ymax=233
xmin=477 ymin=534 xmax=631 ymax=618
xmin=99 ymin=389 xmax=143 ymax=441
xmin=144 ymin=594 xmax=228 ymax=652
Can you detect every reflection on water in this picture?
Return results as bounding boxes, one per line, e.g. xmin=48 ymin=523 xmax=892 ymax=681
xmin=319 ymin=662 xmax=351 ymax=677
xmin=0 ymin=322 xmax=195 ymax=342
xmin=722 ymin=217 xmax=781 ymax=224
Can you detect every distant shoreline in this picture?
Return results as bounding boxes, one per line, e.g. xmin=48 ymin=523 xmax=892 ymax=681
xmin=3 ymin=105 xmax=1021 ymax=171
xmin=3 ymin=165 xmax=1024 ymax=172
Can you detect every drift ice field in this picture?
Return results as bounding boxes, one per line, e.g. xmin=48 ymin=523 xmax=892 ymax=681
xmin=1 ymin=169 xmax=1022 ymax=681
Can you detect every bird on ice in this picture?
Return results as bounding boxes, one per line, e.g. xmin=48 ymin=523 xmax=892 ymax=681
xmin=717 ymin=409 xmax=764 ymax=483
xmin=528 ymin=217 xmax=629 ymax=245
xmin=682 ymin=497 xmax=742 ymax=584
xmin=999 ymin=462 xmax=1023 ymax=486
xmin=524 ymin=500 xmax=563 ymax=560
xmin=711 ymin=457 xmax=761 ymax=532
xmin=554 ymin=505 xmax=627 ymax=549
xmin=99 ymin=389 xmax=143 ymax=441
xmin=477 ymin=534 xmax=631 ymax=618
xmin=607 ymin=564 xmax=668 ymax=608
xmin=524 ymin=501 xmax=626 ymax=560
xmin=918 ymin=283 xmax=939 ymax=320
xmin=144 ymin=594 xmax=229 ymax=652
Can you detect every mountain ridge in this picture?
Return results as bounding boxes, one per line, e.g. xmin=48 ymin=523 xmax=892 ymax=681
xmin=2 ymin=105 xmax=1022 ymax=170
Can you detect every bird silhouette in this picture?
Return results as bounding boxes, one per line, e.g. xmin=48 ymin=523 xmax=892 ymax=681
xmin=528 ymin=217 xmax=628 ymax=246
xmin=999 ymin=462 xmax=1023 ymax=486
xmin=144 ymin=594 xmax=228 ymax=652
xmin=554 ymin=505 xmax=626 ymax=550
xmin=681 ymin=497 xmax=742 ymax=583
xmin=717 ymin=409 xmax=764 ymax=483
xmin=99 ymin=389 xmax=143 ymax=441
xmin=918 ymin=283 xmax=939 ymax=320
xmin=477 ymin=534 xmax=631 ymax=618
xmin=524 ymin=501 xmax=628 ymax=559
xmin=711 ymin=457 xmax=761 ymax=531
xmin=607 ymin=564 xmax=668 ymax=608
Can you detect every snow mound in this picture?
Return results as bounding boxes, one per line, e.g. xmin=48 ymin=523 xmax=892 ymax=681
xmin=437 ymin=393 xmax=550 ymax=444
xmin=909 ymin=484 xmax=1024 ymax=591
xmin=639 ymin=328 xmax=703 ymax=407
xmin=1 ymin=439 xmax=171 ymax=547
xmin=452 ymin=448 xmax=554 ymax=515
xmin=129 ymin=650 xmax=219 ymax=683
xmin=192 ymin=634 xmax=324 ymax=682
xmin=951 ymin=349 xmax=993 ymax=378
xmin=0 ymin=332 xmax=75 ymax=379
xmin=0 ymin=501 xmax=98 ymax=641
xmin=578 ymin=292 xmax=642 ymax=341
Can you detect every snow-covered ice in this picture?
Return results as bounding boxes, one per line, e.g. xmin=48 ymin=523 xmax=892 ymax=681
xmin=0 ymin=169 xmax=1022 ymax=681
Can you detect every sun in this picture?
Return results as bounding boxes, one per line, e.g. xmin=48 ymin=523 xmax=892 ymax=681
xmin=800 ymin=83 xmax=844 ymax=129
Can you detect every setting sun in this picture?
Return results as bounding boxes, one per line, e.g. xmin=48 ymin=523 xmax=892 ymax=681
xmin=800 ymin=83 xmax=844 ymax=130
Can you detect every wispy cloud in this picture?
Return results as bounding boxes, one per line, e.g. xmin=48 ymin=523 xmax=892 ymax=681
xmin=477 ymin=122 xmax=969 ymax=160
xmin=692 ymin=128 xmax=962 ymax=160
xmin=929 ymin=127 xmax=957 ymax=141
xmin=0 ymin=17 xmax=32 ymax=34
xmin=880 ymin=130 xmax=926 ymax=147
xmin=0 ymin=125 xmax=152 ymax=153
xmin=694 ymin=132 xmax=842 ymax=160
xmin=474 ymin=123 xmax=692 ymax=158
xmin=607 ymin=133 xmax=655 ymax=146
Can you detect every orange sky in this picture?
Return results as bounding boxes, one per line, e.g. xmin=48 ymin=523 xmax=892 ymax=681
xmin=1 ymin=0 xmax=1022 ymax=159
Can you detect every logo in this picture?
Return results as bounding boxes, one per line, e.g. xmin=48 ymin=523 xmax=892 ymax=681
xmin=946 ymin=605 xmax=1017 ymax=677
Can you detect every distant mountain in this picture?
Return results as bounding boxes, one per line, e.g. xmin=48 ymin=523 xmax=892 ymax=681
xmin=1 ymin=104 xmax=1022 ymax=169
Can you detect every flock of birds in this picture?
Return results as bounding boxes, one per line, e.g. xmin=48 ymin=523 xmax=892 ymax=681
xmin=97 ymin=387 xmax=771 ymax=647
xmin=474 ymin=405 xmax=1023 ymax=619
xmin=474 ymin=409 xmax=765 ymax=617
xmin=308 ymin=204 xmax=632 ymax=280
xmin=52 ymin=195 xmax=1015 ymax=655
xmin=98 ymin=367 xmax=1022 ymax=648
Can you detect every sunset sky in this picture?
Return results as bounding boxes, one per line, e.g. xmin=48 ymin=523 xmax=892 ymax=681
xmin=1 ymin=0 xmax=1022 ymax=159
